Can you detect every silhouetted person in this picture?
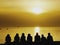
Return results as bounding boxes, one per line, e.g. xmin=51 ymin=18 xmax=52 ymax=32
xmin=14 ymin=33 xmax=20 ymax=45
xmin=20 ymin=33 xmax=26 ymax=45
xmin=27 ymin=34 xmax=32 ymax=45
xmin=47 ymin=33 xmax=53 ymax=45
xmin=41 ymin=34 xmax=47 ymax=45
xmin=34 ymin=33 xmax=40 ymax=45
xmin=5 ymin=34 xmax=11 ymax=45
xmin=0 ymin=33 xmax=60 ymax=45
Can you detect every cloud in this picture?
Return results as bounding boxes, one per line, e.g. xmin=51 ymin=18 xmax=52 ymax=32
xmin=38 ymin=11 xmax=60 ymax=27
xmin=0 ymin=11 xmax=60 ymax=27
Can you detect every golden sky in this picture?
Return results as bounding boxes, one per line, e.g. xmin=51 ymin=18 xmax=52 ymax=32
xmin=0 ymin=0 xmax=60 ymax=27
xmin=0 ymin=0 xmax=60 ymax=44
xmin=0 ymin=0 xmax=60 ymax=13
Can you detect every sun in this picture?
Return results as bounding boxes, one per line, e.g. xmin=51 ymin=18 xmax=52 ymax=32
xmin=34 ymin=27 xmax=40 ymax=35
xmin=32 ymin=7 xmax=43 ymax=14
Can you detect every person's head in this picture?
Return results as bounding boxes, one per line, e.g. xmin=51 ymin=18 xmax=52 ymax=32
xmin=36 ymin=33 xmax=39 ymax=36
xmin=42 ymin=34 xmax=44 ymax=37
xmin=48 ymin=33 xmax=51 ymax=36
xmin=28 ymin=34 xmax=31 ymax=36
xmin=6 ymin=34 xmax=10 ymax=37
xmin=22 ymin=33 xmax=25 ymax=36
xmin=16 ymin=33 xmax=19 ymax=36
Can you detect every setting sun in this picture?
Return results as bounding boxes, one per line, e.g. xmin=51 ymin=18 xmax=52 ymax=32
xmin=32 ymin=7 xmax=43 ymax=14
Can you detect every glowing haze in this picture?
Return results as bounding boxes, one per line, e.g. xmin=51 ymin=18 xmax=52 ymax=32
xmin=0 ymin=0 xmax=60 ymax=14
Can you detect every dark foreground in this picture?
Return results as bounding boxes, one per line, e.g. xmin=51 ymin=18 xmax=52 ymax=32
xmin=0 ymin=41 xmax=60 ymax=45
xmin=0 ymin=33 xmax=60 ymax=45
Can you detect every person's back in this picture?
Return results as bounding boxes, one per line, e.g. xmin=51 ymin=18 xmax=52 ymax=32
xmin=20 ymin=33 xmax=26 ymax=45
xmin=14 ymin=33 xmax=20 ymax=43
xmin=27 ymin=34 xmax=32 ymax=45
xmin=34 ymin=33 xmax=40 ymax=45
xmin=27 ymin=34 xmax=32 ymax=43
xmin=35 ymin=33 xmax=40 ymax=43
xmin=47 ymin=33 xmax=53 ymax=45
xmin=21 ymin=33 xmax=26 ymax=42
xmin=5 ymin=34 xmax=11 ymax=43
xmin=47 ymin=33 xmax=53 ymax=42
xmin=5 ymin=34 xmax=11 ymax=45
xmin=41 ymin=34 xmax=47 ymax=45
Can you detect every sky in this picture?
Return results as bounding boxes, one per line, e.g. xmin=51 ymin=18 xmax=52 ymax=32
xmin=0 ymin=0 xmax=60 ymax=43
xmin=0 ymin=0 xmax=60 ymax=12
xmin=0 ymin=0 xmax=60 ymax=27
